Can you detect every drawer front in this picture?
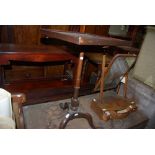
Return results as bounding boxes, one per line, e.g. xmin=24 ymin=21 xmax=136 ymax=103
xmin=5 ymin=66 xmax=44 ymax=81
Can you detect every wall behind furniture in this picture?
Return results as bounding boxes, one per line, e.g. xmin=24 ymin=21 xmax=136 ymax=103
xmin=0 ymin=25 xmax=41 ymax=44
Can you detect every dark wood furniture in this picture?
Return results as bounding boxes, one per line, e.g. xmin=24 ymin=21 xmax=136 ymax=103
xmin=0 ymin=44 xmax=79 ymax=104
xmin=59 ymin=52 xmax=96 ymax=129
xmin=41 ymin=29 xmax=132 ymax=46
xmin=91 ymin=54 xmax=137 ymax=121
xmin=41 ymin=29 xmax=135 ymax=82
xmin=0 ymin=92 xmax=26 ymax=129
xmin=40 ymin=29 xmax=135 ymax=128
xmin=11 ymin=93 xmax=26 ymax=128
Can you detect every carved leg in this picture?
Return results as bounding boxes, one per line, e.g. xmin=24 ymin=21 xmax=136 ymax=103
xmin=12 ymin=93 xmax=26 ymax=129
xmin=59 ymin=112 xmax=96 ymax=129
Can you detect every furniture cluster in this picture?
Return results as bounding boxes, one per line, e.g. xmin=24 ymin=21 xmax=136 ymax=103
xmin=0 ymin=25 xmax=153 ymax=129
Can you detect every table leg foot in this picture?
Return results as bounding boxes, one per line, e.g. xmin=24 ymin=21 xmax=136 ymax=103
xmin=59 ymin=112 xmax=96 ymax=129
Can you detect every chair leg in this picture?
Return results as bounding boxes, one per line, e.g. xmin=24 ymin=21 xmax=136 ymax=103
xmin=116 ymin=74 xmax=128 ymax=98
xmin=124 ymin=74 xmax=128 ymax=98
xmin=11 ymin=93 xmax=26 ymax=129
xmin=93 ymin=78 xmax=101 ymax=92
xmin=116 ymin=83 xmax=121 ymax=94
xmin=99 ymin=55 xmax=106 ymax=103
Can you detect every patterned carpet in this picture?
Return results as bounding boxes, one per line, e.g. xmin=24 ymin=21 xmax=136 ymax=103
xmin=23 ymin=92 xmax=148 ymax=129
xmin=23 ymin=94 xmax=99 ymax=129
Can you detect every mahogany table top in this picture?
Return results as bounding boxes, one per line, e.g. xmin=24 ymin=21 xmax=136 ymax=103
xmin=41 ymin=29 xmax=132 ymax=46
xmin=0 ymin=44 xmax=77 ymax=65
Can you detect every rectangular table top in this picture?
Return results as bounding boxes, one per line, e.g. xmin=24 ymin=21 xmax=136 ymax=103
xmin=41 ymin=28 xmax=132 ymax=46
xmin=0 ymin=44 xmax=69 ymax=54
xmin=0 ymin=44 xmax=77 ymax=65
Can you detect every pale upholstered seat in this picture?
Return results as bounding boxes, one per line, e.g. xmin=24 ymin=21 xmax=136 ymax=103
xmin=132 ymin=27 xmax=155 ymax=89
xmin=0 ymin=89 xmax=26 ymax=129
xmin=118 ymin=26 xmax=155 ymax=128
xmin=0 ymin=89 xmax=15 ymax=128
xmin=0 ymin=116 xmax=15 ymax=129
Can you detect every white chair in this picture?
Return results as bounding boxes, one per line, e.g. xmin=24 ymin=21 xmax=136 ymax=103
xmin=0 ymin=88 xmax=26 ymax=129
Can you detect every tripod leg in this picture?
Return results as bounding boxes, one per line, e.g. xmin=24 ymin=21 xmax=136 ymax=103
xmin=59 ymin=112 xmax=96 ymax=129
xmin=59 ymin=113 xmax=74 ymax=129
xmin=77 ymin=112 xmax=96 ymax=129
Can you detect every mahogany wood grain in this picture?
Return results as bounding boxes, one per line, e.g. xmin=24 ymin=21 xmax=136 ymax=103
xmin=12 ymin=93 xmax=26 ymax=128
xmin=100 ymin=55 xmax=106 ymax=103
xmin=0 ymin=44 xmax=79 ymax=104
xmin=0 ymin=44 xmax=77 ymax=65
xmin=41 ymin=29 xmax=132 ymax=46
xmin=13 ymin=26 xmax=41 ymax=45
